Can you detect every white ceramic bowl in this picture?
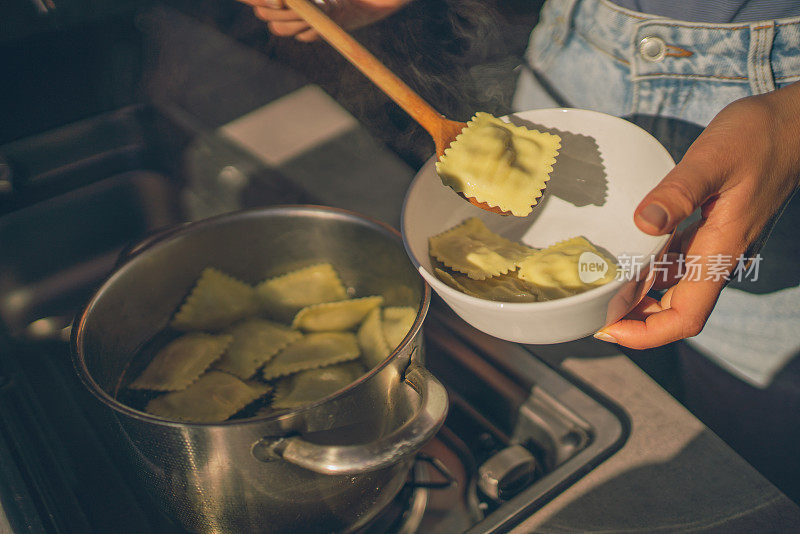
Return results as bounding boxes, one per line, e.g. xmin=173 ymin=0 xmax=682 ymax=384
xmin=401 ymin=108 xmax=675 ymax=344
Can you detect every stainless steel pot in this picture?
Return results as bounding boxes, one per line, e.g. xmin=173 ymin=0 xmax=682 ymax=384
xmin=71 ymin=206 xmax=447 ymax=534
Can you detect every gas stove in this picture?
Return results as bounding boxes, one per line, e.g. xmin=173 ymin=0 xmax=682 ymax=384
xmin=0 ymin=105 xmax=627 ymax=533
xmin=354 ymin=308 xmax=628 ymax=534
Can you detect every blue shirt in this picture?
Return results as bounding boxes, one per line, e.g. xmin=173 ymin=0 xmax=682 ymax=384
xmin=611 ymin=1 xmax=800 ymax=22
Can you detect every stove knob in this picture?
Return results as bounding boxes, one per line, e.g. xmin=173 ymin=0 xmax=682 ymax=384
xmin=478 ymin=444 xmax=539 ymax=501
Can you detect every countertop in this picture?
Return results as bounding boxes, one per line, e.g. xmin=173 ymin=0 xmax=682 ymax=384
xmin=144 ymin=7 xmax=800 ymax=531
xmin=518 ymin=340 xmax=800 ymax=532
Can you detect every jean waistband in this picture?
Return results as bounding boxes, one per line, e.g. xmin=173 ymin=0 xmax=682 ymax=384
xmin=544 ymin=0 xmax=800 ymax=88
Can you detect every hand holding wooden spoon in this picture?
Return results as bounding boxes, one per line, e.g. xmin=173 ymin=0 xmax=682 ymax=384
xmin=242 ymin=0 xmax=412 ymax=42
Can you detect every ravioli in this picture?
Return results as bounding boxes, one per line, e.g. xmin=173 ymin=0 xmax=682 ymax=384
xmin=262 ymin=332 xmax=360 ymax=380
xmin=271 ymin=362 xmax=366 ymax=409
xmin=257 ymin=263 xmax=348 ymax=322
xmin=172 ymin=268 xmax=260 ymax=331
xmin=517 ymin=236 xmax=617 ymax=299
xmin=436 ymin=112 xmax=561 ymax=217
xmin=291 ymin=296 xmax=384 ymax=332
xmin=429 ymin=218 xmax=535 ymax=280
xmin=214 ymin=319 xmax=302 ymax=379
xmin=129 ymin=333 xmax=232 ymax=391
xmin=145 ymin=370 xmax=271 ymax=422
xmin=434 ymin=267 xmax=541 ymax=302
xmin=357 ymin=308 xmax=391 ymax=369
xmin=382 ymin=306 xmax=417 ymax=349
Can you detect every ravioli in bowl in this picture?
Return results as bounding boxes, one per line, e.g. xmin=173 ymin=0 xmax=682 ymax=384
xmin=429 ymin=217 xmax=618 ymax=303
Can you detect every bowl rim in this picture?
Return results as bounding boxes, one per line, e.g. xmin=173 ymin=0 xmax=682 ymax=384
xmin=401 ymin=107 xmax=674 ymax=311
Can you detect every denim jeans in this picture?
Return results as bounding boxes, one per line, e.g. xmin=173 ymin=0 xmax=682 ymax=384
xmin=513 ymin=0 xmax=800 ymax=387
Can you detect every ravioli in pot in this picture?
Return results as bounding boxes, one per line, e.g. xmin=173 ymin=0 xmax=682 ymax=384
xmin=261 ymin=332 xmax=360 ymax=380
xmin=382 ymin=306 xmax=417 ymax=349
xmin=436 ymin=112 xmax=561 ymax=217
xmin=271 ymin=362 xmax=366 ymax=409
xmin=214 ymin=319 xmax=302 ymax=379
xmin=257 ymin=263 xmax=348 ymax=322
xmin=292 ymin=296 xmax=384 ymax=332
xmin=172 ymin=268 xmax=260 ymax=331
xmin=145 ymin=370 xmax=271 ymax=422
xmin=126 ymin=262 xmax=422 ymax=421
xmin=357 ymin=308 xmax=391 ymax=370
xmin=129 ymin=333 xmax=232 ymax=392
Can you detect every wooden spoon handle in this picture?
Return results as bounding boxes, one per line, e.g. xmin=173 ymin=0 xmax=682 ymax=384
xmin=284 ymin=0 xmax=446 ymax=137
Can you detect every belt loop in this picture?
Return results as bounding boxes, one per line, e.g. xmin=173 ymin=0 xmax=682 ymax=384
xmin=748 ymin=21 xmax=776 ymax=95
xmin=553 ymin=0 xmax=579 ymax=45
xmin=563 ymin=0 xmax=579 ymax=31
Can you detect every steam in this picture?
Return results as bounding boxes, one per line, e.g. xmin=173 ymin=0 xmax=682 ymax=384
xmin=364 ymin=0 xmax=518 ymax=118
xmin=151 ymin=0 xmax=542 ymax=166
xmin=346 ymin=0 xmax=538 ymax=164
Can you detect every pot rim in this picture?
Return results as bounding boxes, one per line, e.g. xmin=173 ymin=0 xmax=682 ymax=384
xmin=71 ymin=204 xmax=432 ymax=429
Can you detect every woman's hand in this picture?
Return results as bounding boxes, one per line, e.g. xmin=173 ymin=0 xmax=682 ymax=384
xmin=596 ymin=81 xmax=800 ymax=349
xmin=237 ymin=0 xmax=413 ymax=42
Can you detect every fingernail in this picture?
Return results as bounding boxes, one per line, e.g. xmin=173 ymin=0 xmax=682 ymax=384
xmin=638 ymin=203 xmax=669 ymax=232
xmin=264 ymin=0 xmax=282 ymax=8
xmin=593 ymin=331 xmax=618 ymax=343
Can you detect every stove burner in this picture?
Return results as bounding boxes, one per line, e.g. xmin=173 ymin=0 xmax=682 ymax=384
xmin=0 ymin=107 xmax=628 ymax=534
xmin=359 ymin=453 xmax=457 ymax=534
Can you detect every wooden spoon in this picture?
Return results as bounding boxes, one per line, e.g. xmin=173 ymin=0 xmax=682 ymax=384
xmin=283 ymin=0 xmax=509 ymax=215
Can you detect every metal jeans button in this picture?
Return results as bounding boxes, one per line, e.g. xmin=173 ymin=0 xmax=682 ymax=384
xmin=639 ymin=36 xmax=666 ymax=62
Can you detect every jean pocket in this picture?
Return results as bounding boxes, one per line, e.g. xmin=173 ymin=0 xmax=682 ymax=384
xmin=525 ymin=2 xmax=575 ymax=72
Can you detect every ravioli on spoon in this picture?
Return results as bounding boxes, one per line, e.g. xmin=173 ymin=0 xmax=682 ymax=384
xmin=436 ymin=113 xmax=561 ymax=217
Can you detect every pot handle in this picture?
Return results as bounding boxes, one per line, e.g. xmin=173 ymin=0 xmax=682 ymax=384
xmin=251 ymin=365 xmax=448 ymax=475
